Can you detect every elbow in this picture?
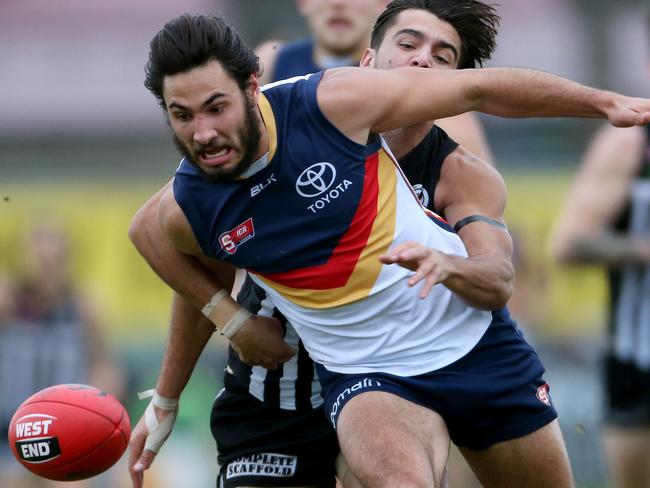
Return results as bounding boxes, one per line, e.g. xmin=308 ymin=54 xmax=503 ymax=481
xmin=484 ymin=277 xmax=513 ymax=311
xmin=467 ymin=262 xmax=514 ymax=311
xmin=128 ymin=210 xmax=146 ymax=250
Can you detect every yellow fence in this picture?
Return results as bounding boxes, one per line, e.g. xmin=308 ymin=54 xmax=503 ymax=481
xmin=1 ymin=171 xmax=607 ymax=340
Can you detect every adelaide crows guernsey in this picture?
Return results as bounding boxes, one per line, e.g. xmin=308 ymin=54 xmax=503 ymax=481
xmin=174 ymin=72 xmax=491 ymax=376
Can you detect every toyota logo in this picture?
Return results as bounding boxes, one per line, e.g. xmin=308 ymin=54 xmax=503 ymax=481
xmin=296 ymin=162 xmax=337 ymax=198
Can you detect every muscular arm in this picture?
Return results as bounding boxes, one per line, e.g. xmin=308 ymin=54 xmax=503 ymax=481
xmin=380 ymin=147 xmax=512 ymax=309
xmin=435 ymin=147 xmax=513 ymax=309
xmin=551 ymin=125 xmax=650 ymax=266
xmin=317 ymin=66 xmax=650 ymax=145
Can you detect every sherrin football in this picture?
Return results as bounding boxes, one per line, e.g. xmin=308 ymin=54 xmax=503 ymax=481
xmin=8 ymin=384 xmax=131 ymax=481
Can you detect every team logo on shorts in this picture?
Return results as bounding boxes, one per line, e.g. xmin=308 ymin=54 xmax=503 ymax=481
xmin=226 ymin=453 xmax=297 ymax=479
xmin=536 ymin=383 xmax=551 ymax=406
xmin=219 ymin=218 xmax=255 ymax=255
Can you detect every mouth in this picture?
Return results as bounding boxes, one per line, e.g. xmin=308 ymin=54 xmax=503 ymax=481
xmin=327 ymin=17 xmax=353 ymax=31
xmin=198 ymin=146 xmax=234 ymax=167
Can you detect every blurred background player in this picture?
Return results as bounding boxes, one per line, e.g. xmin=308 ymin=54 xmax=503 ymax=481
xmin=0 ymin=223 xmax=124 ymax=488
xmin=551 ymin=98 xmax=650 ymax=488
xmin=255 ymin=0 xmax=493 ymax=162
xmin=551 ymin=21 xmax=650 ymax=485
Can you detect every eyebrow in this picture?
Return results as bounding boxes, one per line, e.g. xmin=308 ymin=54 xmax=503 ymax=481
xmin=168 ymin=92 xmax=226 ymax=111
xmin=393 ymin=28 xmax=459 ymax=60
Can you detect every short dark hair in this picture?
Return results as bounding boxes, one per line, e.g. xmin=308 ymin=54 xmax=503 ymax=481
xmin=144 ymin=14 xmax=259 ymax=109
xmin=370 ymin=0 xmax=500 ymax=69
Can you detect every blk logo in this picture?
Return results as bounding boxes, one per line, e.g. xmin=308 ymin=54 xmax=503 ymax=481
xmin=296 ymin=162 xmax=336 ymax=198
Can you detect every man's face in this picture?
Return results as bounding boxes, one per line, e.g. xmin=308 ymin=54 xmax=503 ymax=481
xmin=297 ymin=0 xmax=386 ymax=55
xmin=362 ymin=9 xmax=462 ymax=71
xmin=163 ymin=59 xmax=262 ymax=181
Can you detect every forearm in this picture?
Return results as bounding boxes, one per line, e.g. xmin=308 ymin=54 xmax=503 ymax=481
xmin=442 ymin=253 xmax=514 ymax=310
xmin=155 ymin=294 xmax=215 ymax=399
xmin=563 ymin=232 xmax=650 ymax=266
xmin=471 ymin=67 xmax=612 ymax=120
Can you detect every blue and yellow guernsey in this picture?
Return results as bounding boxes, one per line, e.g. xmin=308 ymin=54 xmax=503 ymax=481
xmin=174 ymin=72 xmax=491 ymax=376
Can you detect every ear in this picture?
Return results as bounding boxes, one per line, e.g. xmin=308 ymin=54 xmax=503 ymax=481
xmin=247 ymin=74 xmax=261 ymax=103
xmin=359 ymin=48 xmax=376 ymax=68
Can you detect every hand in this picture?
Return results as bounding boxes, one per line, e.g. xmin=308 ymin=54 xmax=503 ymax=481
xmin=379 ymin=241 xmax=454 ymax=299
xmin=128 ymin=405 xmax=175 ymax=488
xmin=230 ymin=315 xmax=296 ymax=369
xmin=606 ymin=95 xmax=650 ymax=128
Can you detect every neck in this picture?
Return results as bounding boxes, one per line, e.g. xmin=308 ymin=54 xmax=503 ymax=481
xmin=254 ymin=106 xmax=270 ymax=160
xmin=313 ymin=41 xmax=367 ymax=69
xmin=382 ymin=120 xmax=436 ymax=160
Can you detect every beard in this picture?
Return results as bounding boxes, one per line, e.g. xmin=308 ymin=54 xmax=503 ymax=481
xmin=172 ymin=92 xmax=262 ymax=182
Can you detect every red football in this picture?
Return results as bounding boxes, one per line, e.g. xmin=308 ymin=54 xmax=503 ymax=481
xmin=7 ymin=384 xmax=131 ymax=481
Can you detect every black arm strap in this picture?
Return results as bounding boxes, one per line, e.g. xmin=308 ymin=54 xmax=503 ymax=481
xmin=453 ymin=214 xmax=508 ymax=233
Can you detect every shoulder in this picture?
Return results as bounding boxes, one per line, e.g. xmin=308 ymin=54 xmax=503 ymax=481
xmin=581 ymin=124 xmax=645 ymax=176
xmin=436 ymin=146 xmax=505 ymax=212
xmin=591 ymin=124 xmax=645 ymax=152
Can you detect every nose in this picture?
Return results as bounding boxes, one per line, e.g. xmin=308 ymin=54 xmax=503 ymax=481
xmin=409 ymin=49 xmax=432 ymax=68
xmin=193 ymin=114 xmax=218 ymax=145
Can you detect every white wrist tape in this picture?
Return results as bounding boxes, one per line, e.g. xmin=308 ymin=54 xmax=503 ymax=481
xmin=220 ymin=308 xmax=252 ymax=339
xmin=137 ymin=389 xmax=179 ymax=454
xmin=201 ymin=289 xmax=251 ymax=339
xmin=201 ymin=289 xmax=228 ymax=318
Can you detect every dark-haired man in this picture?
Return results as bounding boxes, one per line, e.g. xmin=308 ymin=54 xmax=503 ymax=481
xmin=127 ymin=8 xmax=650 ymax=488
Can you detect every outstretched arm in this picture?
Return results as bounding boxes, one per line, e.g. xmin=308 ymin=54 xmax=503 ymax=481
xmin=551 ymin=125 xmax=650 ymax=266
xmin=317 ymin=66 xmax=650 ymax=144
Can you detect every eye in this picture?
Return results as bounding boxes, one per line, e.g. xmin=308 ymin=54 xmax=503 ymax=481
xmin=399 ymin=42 xmax=415 ymax=50
xmin=210 ymin=105 xmax=224 ymax=114
xmin=434 ymin=56 xmax=450 ymax=65
xmin=172 ymin=112 xmax=191 ymax=122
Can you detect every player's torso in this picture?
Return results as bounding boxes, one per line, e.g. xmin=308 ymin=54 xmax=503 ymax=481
xmin=175 ymin=73 xmax=491 ymax=376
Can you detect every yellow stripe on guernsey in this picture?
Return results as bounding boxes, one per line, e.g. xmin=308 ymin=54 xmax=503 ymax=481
xmin=257 ymin=94 xmax=277 ymax=161
xmin=256 ymin=149 xmax=397 ymax=308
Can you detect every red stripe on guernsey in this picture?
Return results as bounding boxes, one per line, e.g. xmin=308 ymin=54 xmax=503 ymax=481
xmin=424 ymin=208 xmax=450 ymax=225
xmin=256 ymin=153 xmax=380 ymax=289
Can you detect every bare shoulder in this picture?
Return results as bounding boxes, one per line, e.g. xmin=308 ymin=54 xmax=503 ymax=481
xmin=436 ymin=145 xmax=505 ymax=220
xmin=159 ymin=185 xmax=203 ymax=256
xmin=317 ymin=67 xmax=386 ymax=143
xmin=590 ymin=124 xmax=644 ymax=155
xmin=441 ymin=146 xmax=504 ymax=196
xmin=255 ymin=39 xmax=284 ymax=85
